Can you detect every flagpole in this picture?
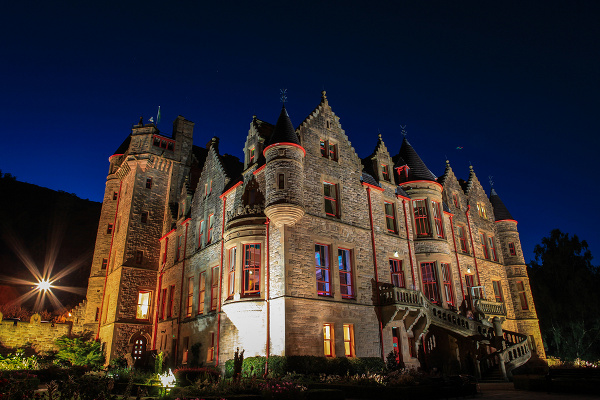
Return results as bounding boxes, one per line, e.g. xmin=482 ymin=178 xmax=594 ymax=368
xmin=156 ymin=106 xmax=161 ymax=126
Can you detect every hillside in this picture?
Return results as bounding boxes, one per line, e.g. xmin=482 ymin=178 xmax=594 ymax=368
xmin=0 ymin=175 xmax=101 ymax=310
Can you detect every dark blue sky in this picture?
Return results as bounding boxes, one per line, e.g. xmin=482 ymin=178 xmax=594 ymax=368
xmin=2 ymin=1 xmax=598 ymax=263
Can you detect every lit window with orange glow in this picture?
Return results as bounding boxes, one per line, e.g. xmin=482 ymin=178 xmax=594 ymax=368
xmin=198 ymin=272 xmax=206 ymax=314
xmin=243 ymin=244 xmax=261 ymax=295
xmin=343 ymin=324 xmax=355 ymax=357
xmin=228 ymin=247 xmax=236 ymax=297
xmin=186 ymin=277 xmax=193 ymax=317
xmin=211 ymin=266 xmax=219 ymax=310
xmin=323 ymin=323 xmax=334 ymax=357
xmin=136 ymin=291 xmax=151 ymax=320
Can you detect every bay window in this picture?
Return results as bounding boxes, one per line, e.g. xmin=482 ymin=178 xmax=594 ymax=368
xmin=243 ymin=244 xmax=261 ymax=295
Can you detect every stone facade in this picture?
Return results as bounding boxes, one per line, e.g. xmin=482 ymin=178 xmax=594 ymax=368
xmin=83 ymin=92 xmax=545 ymax=372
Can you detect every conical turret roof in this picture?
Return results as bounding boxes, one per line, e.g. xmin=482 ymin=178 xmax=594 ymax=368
xmin=489 ymin=188 xmax=514 ymax=221
xmin=265 ymin=105 xmax=300 ymax=147
xmin=398 ymin=138 xmax=437 ymax=182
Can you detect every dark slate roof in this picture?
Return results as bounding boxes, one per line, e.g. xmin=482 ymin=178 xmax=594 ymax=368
xmin=398 ymin=138 xmax=437 ymax=182
xmin=395 ymin=187 xmax=411 ymax=198
xmin=221 ymin=154 xmax=244 ymax=179
xmin=442 ymin=202 xmax=451 ymax=213
xmin=489 ymin=188 xmax=514 ymax=221
xmin=113 ymin=135 xmax=131 ymax=155
xmin=264 ymin=105 xmax=300 ymax=147
xmin=252 ymin=117 xmax=274 ymax=140
xmin=393 ymin=155 xmax=407 ymax=169
xmin=360 ymin=172 xmax=381 ymax=188
xmin=360 ymin=158 xmax=377 ymax=181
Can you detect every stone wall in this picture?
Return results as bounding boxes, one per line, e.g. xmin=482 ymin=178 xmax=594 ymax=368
xmin=0 ymin=313 xmax=71 ymax=352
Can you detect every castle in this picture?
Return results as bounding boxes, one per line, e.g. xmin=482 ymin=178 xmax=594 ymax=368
xmin=83 ymin=92 xmax=544 ymax=378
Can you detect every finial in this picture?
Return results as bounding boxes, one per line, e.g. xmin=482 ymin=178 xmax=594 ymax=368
xmin=400 ymin=125 xmax=407 ymax=137
xmin=139 ymin=116 xmax=143 ymax=125
xmin=488 ymin=175 xmax=494 ymax=188
xmin=280 ymin=88 xmax=287 ymax=104
xmin=252 ymin=115 xmax=257 ymax=120
xmin=445 ymin=158 xmax=450 ymax=166
xmin=469 ymin=163 xmax=474 ymax=171
xmin=378 ymin=133 xmax=382 ymax=140
xmin=321 ymin=90 xmax=327 ymax=100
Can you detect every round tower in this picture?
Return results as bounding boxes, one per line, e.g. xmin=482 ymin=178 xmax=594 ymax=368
xmin=263 ymin=105 xmax=305 ymax=227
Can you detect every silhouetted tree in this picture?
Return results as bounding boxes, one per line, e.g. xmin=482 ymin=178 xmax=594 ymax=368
xmin=529 ymin=229 xmax=600 ymax=360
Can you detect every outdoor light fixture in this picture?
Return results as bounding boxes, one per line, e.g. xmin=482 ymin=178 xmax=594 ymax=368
xmin=394 ymin=251 xmax=399 ymax=257
xmin=467 ymin=267 xmax=472 ymax=274
xmin=37 ymin=279 xmax=51 ymax=291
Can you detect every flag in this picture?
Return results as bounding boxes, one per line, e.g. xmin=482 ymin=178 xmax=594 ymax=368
xmin=157 ymin=106 xmax=161 ymax=125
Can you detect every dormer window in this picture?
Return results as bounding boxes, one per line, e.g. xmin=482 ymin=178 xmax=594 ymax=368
xmin=381 ymin=164 xmax=390 ymax=181
xmin=249 ymin=147 xmax=255 ymax=164
xmin=452 ymin=193 xmax=459 ymax=208
xmin=396 ymin=166 xmax=409 ymax=182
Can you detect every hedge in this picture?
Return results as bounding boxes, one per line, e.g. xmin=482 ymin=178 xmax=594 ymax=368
xmin=224 ymin=356 xmax=385 ymax=378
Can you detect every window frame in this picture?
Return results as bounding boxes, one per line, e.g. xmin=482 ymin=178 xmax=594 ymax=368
xmin=198 ymin=220 xmax=205 ymax=248
xmin=211 ymin=265 xmax=219 ymax=311
xmin=315 ymin=243 xmax=332 ymax=296
xmin=101 ymin=258 xmax=108 ymax=270
xmin=323 ymin=182 xmax=339 ymax=218
xmin=186 ymin=277 xmax=193 ymax=317
xmin=517 ymin=281 xmax=529 ymax=310
xmin=198 ymin=272 xmax=206 ymax=314
xmin=323 ymin=323 xmax=335 ymax=357
xmin=135 ymin=250 xmax=143 ymax=264
xmin=160 ymin=287 xmax=167 ymax=319
xmin=343 ymin=324 xmax=355 ymax=357
xmin=441 ymin=263 xmax=455 ymax=307
xmin=431 ymin=201 xmax=444 ymax=238
xmin=413 ymin=199 xmax=431 ymax=237
xmin=228 ymin=247 xmax=236 ymax=298
xmin=509 ymin=242 xmax=516 ymax=256
xmin=176 ymin=234 xmax=182 ymax=261
xmin=107 ymin=224 xmax=113 ymax=234
xmin=421 ymin=262 xmax=441 ymax=304
xmin=458 ymin=226 xmax=468 ymax=253
xmin=488 ymin=236 xmax=498 ymax=261
xmin=141 ymin=211 xmax=148 ymax=223
xmin=168 ymin=285 xmax=175 ymax=318
xmin=207 ymin=214 xmax=214 ymax=244
xmin=480 ymin=233 xmax=489 ymax=259
xmin=242 ymin=243 xmax=261 ymax=296
xmin=162 ymin=237 xmax=169 ymax=265
xmin=390 ymin=259 xmax=405 ymax=288
xmin=146 ymin=178 xmax=152 ymax=189
xmin=384 ymin=201 xmax=397 ymax=233
xmin=338 ymin=248 xmax=354 ymax=299
xmin=492 ymin=280 xmax=503 ymax=302
xmin=136 ymin=290 xmax=152 ymax=321
xmin=381 ymin=164 xmax=390 ymax=181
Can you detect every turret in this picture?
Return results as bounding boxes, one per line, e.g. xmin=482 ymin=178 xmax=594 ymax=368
xmin=263 ymin=105 xmax=306 ymax=227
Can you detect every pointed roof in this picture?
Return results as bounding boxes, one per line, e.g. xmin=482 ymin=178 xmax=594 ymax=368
xmin=113 ymin=135 xmax=131 ymax=155
xmin=438 ymin=160 xmax=453 ymax=186
xmin=489 ymin=188 xmax=514 ymax=221
xmin=264 ymin=105 xmax=300 ymax=147
xmin=398 ymin=138 xmax=437 ymax=182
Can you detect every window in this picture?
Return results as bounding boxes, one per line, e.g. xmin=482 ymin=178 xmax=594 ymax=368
xmin=343 ymin=324 xmax=355 ymax=357
xmin=323 ymin=323 xmax=334 ymax=357
xmin=396 ymin=166 xmax=409 ymax=182
xmin=113 ymin=192 xmax=118 ymax=200
xmin=390 ymin=259 xmax=405 ymax=288
xmin=278 ymin=173 xmax=285 ymax=190
xmin=162 ymin=237 xmax=168 ymax=265
xmin=249 ymin=147 xmax=255 ymax=163
xmin=104 ymin=294 xmax=110 ymax=323
xmin=492 ymin=280 xmax=503 ymax=302
xmin=323 ymin=182 xmax=339 ymax=217
xmin=477 ymin=203 xmax=488 ymax=220
xmin=207 ymin=214 xmax=214 ymax=244
xmin=141 ymin=211 xmax=148 ymax=223
xmin=152 ymin=135 xmax=175 ymax=151
xmin=465 ymin=274 xmax=481 ymax=299
xmin=228 ymin=247 xmax=236 ymax=297
xmin=211 ymin=266 xmax=219 ymax=311
xmin=413 ymin=200 xmax=431 ymax=237
xmin=452 ymin=193 xmax=459 ymax=208
xmin=509 ymin=242 xmax=516 ymax=256
xmin=107 ymin=224 xmax=113 ymax=234
xmin=204 ymin=183 xmax=208 ymax=196
xmin=441 ymin=263 xmax=454 ymax=307
xmin=488 ymin=236 xmax=498 ymax=261
xmin=384 ymin=202 xmax=397 ymax=233
xmin=198 ymin=220 xmax=205 ymax=248
xmin=136 ymin=291 xmax=151 ymax=320
xmin=315 ymin=244 xmax=331 ymax=296
xmin=146 ymin=178 xmax=152 ymax=189
xmin=198 ymin=272 xmax=206 ymax=314
xmin=160 ymin=288 xmax=167 ymax=319
xmin=182 ymin=277 xmax=192 ymax=317
xmin=517 ymin=281 xmax=529 ymax=310
xmin=209 ymin=180 xmax=212 ymax=194
xmin=329 ymin=142 xmax=338 ymax=161
xmin=480 ymin=233 xmax=489 ymax=259
xmin=421 ymin=262 xmax=440 ymax=304
xmin=338 ymin=248 xmax=354 ymax=299
xmin=243 ymin=244 xmax=261 ymax=295
xmin=381 ymin=164 xmax=390 ymax=181
xmin=168 ymin=285 xmax=175 ymax=317
xmin=176 ymin=235 xmax=182 ymax=261
xmin=95 ymin=307 xmax=99 ymax=321
xmin=101 ymin=258 xmax=108 ymax=270
xmin=207 ymin=332 xmax=215 ymax=362
xmin=432 ymin=201 xmax=444 ymax=238
xmin=458 ymin=226 xmax=468 ymax=253
xmin=135 ymin=250 xmax=143 ymax=264
xmin=320 ymin=139 xmax=338 ymax=161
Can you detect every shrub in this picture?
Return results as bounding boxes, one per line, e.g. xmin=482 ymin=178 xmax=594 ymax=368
xmin=0 ymin=349 xmax=38 ymax=370
xmin=174 ymin=366 xmax=220 ymax=386
xmin=54 ymin=334 xmax=105 ymax=369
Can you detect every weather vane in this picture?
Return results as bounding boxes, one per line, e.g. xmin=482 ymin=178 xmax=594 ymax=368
xmin=280 ymin=89 xmax=287 ymax=104
xmin=489 ymin=175 xmax=494 ymax=188
xmin=400 ymin=125 xmax=407 ymax=137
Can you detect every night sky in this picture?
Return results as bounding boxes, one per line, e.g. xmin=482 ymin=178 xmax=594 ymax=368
xmin=2 ymin=1 xmax=599 ymax=264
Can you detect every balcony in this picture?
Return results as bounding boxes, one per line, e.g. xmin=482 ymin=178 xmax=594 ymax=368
xmin=474 ymin=298 xmax=506 ymax=317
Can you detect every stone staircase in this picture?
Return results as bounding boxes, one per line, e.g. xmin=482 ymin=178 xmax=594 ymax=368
xmin=379 ymin=283 xmax=531 ymax=380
